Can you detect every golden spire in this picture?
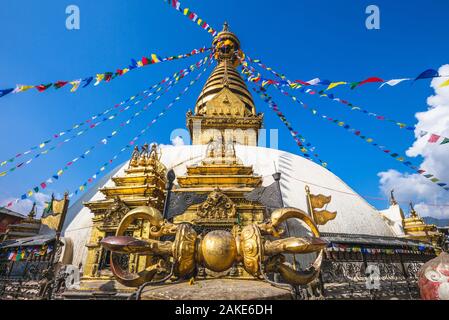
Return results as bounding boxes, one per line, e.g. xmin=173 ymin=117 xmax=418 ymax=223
xmin=194 ymin=23 xmax=255 ymax=115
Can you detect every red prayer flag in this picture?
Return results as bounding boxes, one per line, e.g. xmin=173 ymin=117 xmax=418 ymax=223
xmin=295 ymin=80 xmax=311 ymax=86
xmin=54 ymin=81 xmax=68 ymax=89
xmin=428 ymin=134 xmax=441 ymax=143
xmin=358 ymin=77 xmax=384 ymax=86
xmin=36 ymin=84 xmax=52 ymax=92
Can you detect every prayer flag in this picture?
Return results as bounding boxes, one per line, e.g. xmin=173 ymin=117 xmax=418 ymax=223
xmin=54 ymin=81 xmax=68 ymax=89
xmin=82 ymin=77 xmax=94 ymax=88
xmin=14 ymin=85 xmax=34 ymax=93
xmin=326 ymin=82 xmax=347 ymax=90
xmin=415 ymin=69 xmax=439 ymax=81
xmin=36 ymin=83 xmax=53 ymax=92
xmin=94 ymin=74 xmax=105 ymax=86
xmin=428 ymin=134 xmax=441 ymax=143
xmin=151 ymin=54 xmax=162 ymax=64
xmin=379 ymin=78 xmax=411 ymax=88
xmin=358 ymin=77 xmax=384 ymax=86
xmin=439 ymin=79 xmax=449 ymax=88
xmin=0 ymin=88 xmax=14 ymax=97
xmin=70 ymin=79 xmax=82 ymax=92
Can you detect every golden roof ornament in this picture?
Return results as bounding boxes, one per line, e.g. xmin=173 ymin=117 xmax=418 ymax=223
xmin=28 ymin=202 xmax=37 ymax=219
xmin=409 ymin=202 xmax=419 ymax=218
xmin=305 ymin=185 xmax=337 ymax=226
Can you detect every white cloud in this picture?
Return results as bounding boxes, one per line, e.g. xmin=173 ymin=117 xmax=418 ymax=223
xmin=378 ymin=64 xmax=449 ymax=219
xmin=171 ymin=136 xmax=185 ymax=146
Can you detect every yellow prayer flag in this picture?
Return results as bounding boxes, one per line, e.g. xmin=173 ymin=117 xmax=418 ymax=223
xmin=326 ymin=82 xmax=347 ymax=91
xmin=439 ymin=79 xmax=449 ymax=88
xmin=94 ymin=74 xmax=105 ymax=86
xmin=17 ymin=85 xmax=34 ymax=92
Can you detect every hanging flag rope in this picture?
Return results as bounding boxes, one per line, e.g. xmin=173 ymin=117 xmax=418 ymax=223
xmin=264 ymin=82 xmax=449 ymax=192
xmin=236 ymin=55 xmax=329 ymax=168
xmin=237 ymin=59 xmax=328 ymax=168
xmin=0 ymin=58 xmax=208 ymax=176
xmin=243 ymin=58 xmax=449 ymax=147
xmin=239 ymin=58 xmax=449 ymax=191
xmin=163 ymin=0 xmax=218 ymax=37
xmin=0 ymin=47 xmax=210 ymax=98
xmin=244 ymin=56 xmax=448 ymax=91
xmin=1 ymin=56 xmax=214 ymax=209
xmin=251 ymin=85 xmax=329 ymax=168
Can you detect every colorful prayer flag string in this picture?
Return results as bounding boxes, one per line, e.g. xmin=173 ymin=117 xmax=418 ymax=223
xmin=163 ymin=0 xmax=218 ymax=37
xmin=243 ymin=57 xmax=449 ymax=147
xmin=267 ymin=82 xmax=449 ymax=192
xmin=0 ymin=57 xmax=208 ymax=177
xmin=0 ymin=47 xmax=211 ymax=98
xmin=1 ymin=56 xmax=214 ymax=210
xmin=239 ymin=57 xmax=449 ymax=191
xmin=245 ymin=55 xmax=448 ymax=91
xmin=238 ymin=61 xmax=329 ymax=168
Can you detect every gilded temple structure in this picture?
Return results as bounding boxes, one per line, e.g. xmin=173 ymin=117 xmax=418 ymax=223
xmin=75 ymin=144 xmax=167 ymax=293
xmin=59 ymin=24 xmax=444 ymax=300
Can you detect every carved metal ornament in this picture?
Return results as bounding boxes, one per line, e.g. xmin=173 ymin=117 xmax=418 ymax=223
xmin=103 ymin=196 xmax=130 ymax=227
xmin=197 ymin=189 xmax=236 ymax=220
xmin=101 ymin=206 xmax=327 ymax=288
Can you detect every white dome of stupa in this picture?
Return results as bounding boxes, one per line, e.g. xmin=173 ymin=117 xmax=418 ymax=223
xmin=63 ymin=144 xmax=395 ymax=268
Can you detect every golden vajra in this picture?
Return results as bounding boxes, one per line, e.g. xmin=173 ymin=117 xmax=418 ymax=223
xmin=101 ymin=206 xmax=327 ymax=287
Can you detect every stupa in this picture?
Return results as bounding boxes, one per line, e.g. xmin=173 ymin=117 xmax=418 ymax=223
xmin=61 ymin=24 xmax=441 ymax=300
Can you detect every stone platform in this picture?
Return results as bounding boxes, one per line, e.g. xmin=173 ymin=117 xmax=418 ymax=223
xmin=141 ymin=279 xmax=293 ymax=300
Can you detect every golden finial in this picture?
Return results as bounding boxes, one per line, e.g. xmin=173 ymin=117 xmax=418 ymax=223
xmin=305 ymin=185 xmax=310 ymax=195
xmin=28 ymin=202 xmax=36 ymax=219
xmin=223 ymin=21 xmax=229 ymax=32
xmin=409 ymin=202 xmax=418 ymax=218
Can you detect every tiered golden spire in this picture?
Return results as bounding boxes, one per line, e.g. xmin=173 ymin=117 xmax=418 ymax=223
xmin=194 ymin=23 xmax=256 ymax=116
xmin=187 ymin=23 xmax=262 ymax=146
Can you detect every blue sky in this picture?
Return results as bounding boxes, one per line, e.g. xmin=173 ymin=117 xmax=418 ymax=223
xmin=1 ymin=0 xmax=449 ymax=216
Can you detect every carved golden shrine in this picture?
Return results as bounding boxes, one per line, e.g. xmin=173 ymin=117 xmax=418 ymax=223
xmin=82 ymin=144 xmax=167 ymax=281
xmin=402 ymin=202 xmax=443 ymax=247
xmin=174 ymin=140 xmax=265 ymax=229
